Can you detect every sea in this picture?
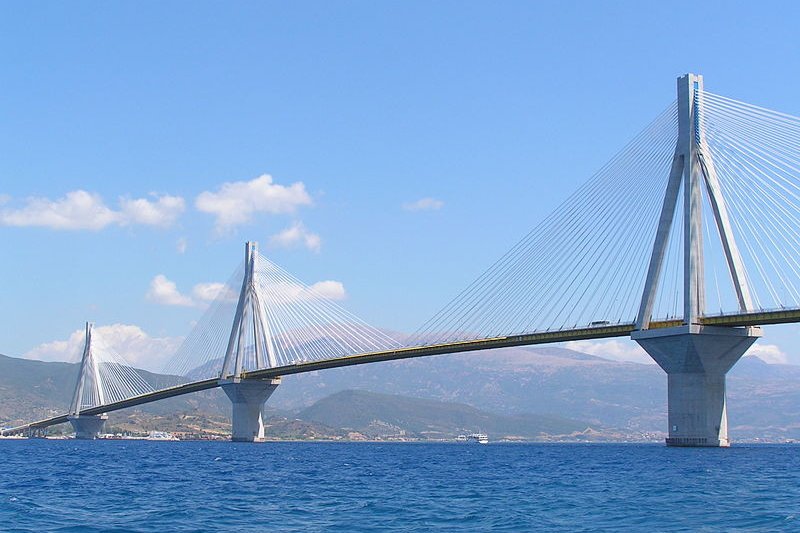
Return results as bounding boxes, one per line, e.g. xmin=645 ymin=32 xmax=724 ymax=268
xmin=1 ymin=440 xmax=798 ymax=532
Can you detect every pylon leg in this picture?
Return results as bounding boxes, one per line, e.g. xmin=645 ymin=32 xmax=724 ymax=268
xmin=221 ymin=378 xmax=281 ymax=442
xmin=68 ymin=414 xmax=108 ymax=440
xmin=633 ymin=325 xmax=760 ymax=447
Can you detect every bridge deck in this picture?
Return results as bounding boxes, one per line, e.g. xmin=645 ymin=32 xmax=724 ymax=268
xmin=244 ymin=322 xmax=642 ymax=380
xmin=701 ymin=309 xmax=800 ymax=327
xmin=5 ymin=308 xmax=800 ymax=435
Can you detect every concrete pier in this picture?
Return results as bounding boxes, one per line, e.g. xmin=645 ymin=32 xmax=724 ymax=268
xmin=633 ymin=324 xmax=760 ymax=447
xmin=25 ymin=427 xmax=48 ymax=439
xmin=221 ymin=378 xmax=281 ymax=442
xmin=68 ymin=414 xmax=108 ymax=440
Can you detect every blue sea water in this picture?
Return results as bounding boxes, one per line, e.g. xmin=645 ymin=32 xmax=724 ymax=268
xmin=0 ymin=441 xmax=798 ymax=532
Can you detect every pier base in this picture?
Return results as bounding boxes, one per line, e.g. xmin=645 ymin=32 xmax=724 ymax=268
xmin=632 ymin=325 xmax=760 ymax=447
xmin=221 ymin=378 xmax=281 ymax=442
xmin=25 ymin=427 xmax=48 ymax=439
xmin=68 ymin=414 xmax=108 ymax=440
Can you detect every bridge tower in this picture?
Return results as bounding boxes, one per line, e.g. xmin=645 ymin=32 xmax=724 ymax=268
xmin=219 ymin=242 xmax=281 ymax=442
xmin=68 ymin=322 xmax=109 ymax=439
xmin=632 ymin=74 xmax=761 ymax=447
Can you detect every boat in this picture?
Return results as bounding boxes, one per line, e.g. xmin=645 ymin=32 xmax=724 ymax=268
xmin=469 ymin=433 xmax=489 ymax=444
xmin=456 ymin=433 xmax=488 ymax=444
xmin=145 ymin=431 xmax=179 ymax=441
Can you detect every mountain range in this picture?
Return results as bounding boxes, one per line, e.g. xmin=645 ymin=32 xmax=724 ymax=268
xmin=263 ymin=345 xmax=800 ymax=440
xmin=2 ymin=345 xmax=800 ymax=441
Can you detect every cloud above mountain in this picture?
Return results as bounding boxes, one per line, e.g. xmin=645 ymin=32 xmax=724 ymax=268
xmin=195 ymin=174 xmax=312 ymax=234
xmin=23 ymin=323 xmax=183 ymax=372
xmin=0 ymin=190 xmax=185 ymax=230
xmin=145 ymin=274 xmax=345 ymax=308
xmin=146 ymin=275 xmax=237 ymax=308
xmin=402 ymin=197 xmax=444 ymax=211
xmin=268 ymin=221 xmax=321 ymax=252
xmin=564 ymin=339 xmax=653 ymax=364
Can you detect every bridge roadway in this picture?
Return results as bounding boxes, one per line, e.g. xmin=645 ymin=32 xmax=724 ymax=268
xmin=6 ymin=308 xmax=800 ymax=436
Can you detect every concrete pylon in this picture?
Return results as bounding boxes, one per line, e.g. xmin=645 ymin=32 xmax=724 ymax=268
xmin=67 ymin=414 xmax=109 ymax=440
xmin=68 ymin=322 xmax=107 ymax=440
xmin=219 ymin=242 xmax=281 ymax=442
xmin=633 ymin=325 xmax=760 ymax=446
xmin=220 ymin=377 xmax=281 ymax=442
xmin=633 ymin=74 xmax=760 ymax=447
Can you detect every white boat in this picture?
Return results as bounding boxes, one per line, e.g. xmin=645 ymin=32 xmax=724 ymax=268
xmin=469 ymin=433 xmax=489 ymax=444
xmin=456 ymin=433 xmax=488 ymax=444
xmin=145 ymin=431 xmax=179 ymax=441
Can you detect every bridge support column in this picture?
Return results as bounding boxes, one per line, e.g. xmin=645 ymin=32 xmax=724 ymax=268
xmin=633 ymin=325 xmax=760 ymax=447
xmin=221 ymin=378 xmax=281 ymax=442
xmin=25 ymin=427 xmax=48 ymax=439
xmin=68 ymin=414 xmax=108 ymax=440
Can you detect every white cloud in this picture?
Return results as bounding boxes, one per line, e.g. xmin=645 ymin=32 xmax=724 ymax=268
xmin=147 ymin=276 xmax=238 ymax=307
xmin=745 ymin=343 xmax=788 ymax=364
xmin=567 ymin=339 xmax=790 ymax=366
xmin=119 ymin=195 xmax=185 ymax=227
xmin=146 ymin=275 xmax=194 ymax=307
xmin=23 ymin=324 xmax=183 ymax=372
xmin=0 ymin=194 xmax=10 ymax=205
xmin=192 ymin=282 xmax=238 ymax=303
xmin=268 ymin=280 xmax=348 ymax=303
xmin=147 ymin=273 xmax=344 ymax=308
xmin=308 ymin=280 xmax=347 ymax=301
xmin=268 ymin=221 xmax=321 ymax=252
xmin=564 ymin=339 xmax=654 ymax=364
xmin=176 ymin=237 xmax=188 ymax=254
xmin=402 ymin=197 xmax=444 ymax=211
xmin=0 ymin=190 xmax=119 ymax=230
xmin=0 ymin=190 xmax=185 ymax=230
xmin=195 ymin=174 xmax=312 ymax=233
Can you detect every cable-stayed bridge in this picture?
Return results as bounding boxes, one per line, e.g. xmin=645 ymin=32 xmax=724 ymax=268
xmin=5 ymin=73 xmax=800 ymax=446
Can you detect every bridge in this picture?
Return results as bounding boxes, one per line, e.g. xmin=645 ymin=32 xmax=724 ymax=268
xmin=5 ymin=73 xmax=800 ymax=446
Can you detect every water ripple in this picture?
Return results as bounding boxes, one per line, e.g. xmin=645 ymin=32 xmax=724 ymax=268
xmin=1 ymin=441 xmax=800 ymax=531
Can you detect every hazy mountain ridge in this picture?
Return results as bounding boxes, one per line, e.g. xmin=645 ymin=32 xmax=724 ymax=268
xmin=0 ymin=353 xmax=229 ymax=425
xmin=267 ymin=346 xmax=800 ymax=438
xmin=268 ymin=346 xmax=666 ymax=429
xmin=3 ymin=347 xmax=800 ymax=440
xmin=299 ymin=389 xmax=590 ymax=440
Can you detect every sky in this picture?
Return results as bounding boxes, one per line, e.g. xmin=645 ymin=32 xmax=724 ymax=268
xmin=2 ymin=1 xmax=800 ymax=369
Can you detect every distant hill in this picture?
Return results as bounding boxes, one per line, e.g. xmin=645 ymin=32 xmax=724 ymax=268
xmin=299 ymin=389 xmax=589 ymax=440
xmin=268 ymin=346 xmax=800 ymax=439
xmin=0 ymin=353 xmax=229 ymax=428
xmin=268 ymin=346 xmax=666 ymax=429
xmin=4 ymin=345 xmax=800 ymax=441
xmin=0 ymin=353 xmax=75 ymax=422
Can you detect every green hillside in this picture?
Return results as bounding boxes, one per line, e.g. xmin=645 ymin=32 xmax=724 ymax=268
xmin=300 ymin=389 xmax=589 ymax=440
xmin=0 ymin=353 xmax=229 ymax=428
xmin=5 ymin=349 xmax=800 ymax=442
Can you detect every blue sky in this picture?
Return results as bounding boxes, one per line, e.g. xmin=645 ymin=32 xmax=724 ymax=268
xmin=2 ymin=1 xmax=800 ymax=368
